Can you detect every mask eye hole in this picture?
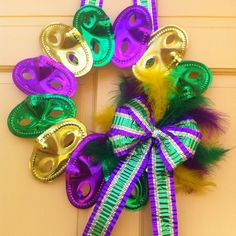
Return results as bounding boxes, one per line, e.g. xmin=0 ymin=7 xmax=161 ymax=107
xmin=129 ymin=14 xmax=136 ymax=25
xmin=145 ymin=57 xmax=157 ymax=68
xmin=22 ymin=72 xmax=33 ymax=80
xmin=48 ymin=34 xmax=57 ymax=44
xmin=48 ymin=31 xmax=62 ymax=45
xmin=166 ymin=33 xmax=177 ymax=45
xmin=91 ymin=40 xmax=100 ymax=54
xmin=84 ymin=16 xmax=90 ymax=25
xmin=20 ymin=118 xmax=31 ymax=126
xmin=130 ymin=187 xmax=137 ymax=198
xmin=68 ymin=53 xmax=79 ymax=66
xmin=189 ymin=72 xmax=199 ymax=79
xmin=39 ymin=159 xmax=54 ymax=173
xmin=121 ymin=39 xmax=129 ymax=54
xmin=82 ymin=14 xmax=97 ymax=28
xmin=49 ymin=81 xmax=62 ymax=90
xmin=49 ymin=110 xmax=63 ymax=119
xmin=80 ymin=183 xmax=91 ymax=197
xmin=63 ymin=133 xmax=75 ymax=148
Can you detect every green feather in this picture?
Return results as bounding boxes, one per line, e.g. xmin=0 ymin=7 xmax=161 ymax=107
xmin=159 ymin=95 xmax=210 ymax=127
xmin=84 ymin=138 xmax=114 ymax=162
xmin=195 ymin=144 xmax=229 ymax=167
xmin=84 ymin=138 xmax=119 ymax=180
xmin=102 ymin=158 xmax=119 ymax=181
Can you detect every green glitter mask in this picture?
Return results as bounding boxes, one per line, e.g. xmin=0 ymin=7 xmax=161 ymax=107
xmin=7 ymin=94 xmax=77 ymax=138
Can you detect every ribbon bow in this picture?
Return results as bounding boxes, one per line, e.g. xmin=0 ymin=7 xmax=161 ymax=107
xmin=83 ymin=96 xmax=201 ymax=236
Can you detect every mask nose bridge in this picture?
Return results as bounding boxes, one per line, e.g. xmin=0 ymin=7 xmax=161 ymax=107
xmin=24 ymin=99 xmax=42 ymax=120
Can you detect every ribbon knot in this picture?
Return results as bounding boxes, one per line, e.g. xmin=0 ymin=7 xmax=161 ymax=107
xmin=83 ymin=96 xmax=201 ymax=236
xmin=151 ymin=128 xmax=162 ymax=139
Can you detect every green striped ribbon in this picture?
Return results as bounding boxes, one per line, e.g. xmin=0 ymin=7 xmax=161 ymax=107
xmin=80 ymin=0 xmax=103 ymax=7
xmin=136 ymin=0 xmax=158 ymax=30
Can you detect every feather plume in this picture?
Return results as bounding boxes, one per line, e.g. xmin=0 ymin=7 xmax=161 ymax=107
xmin=159 ymin=95 xmax=210 ymax=127
xmin=134 ymin=67 xmax=175 ymax=122
xmin=194 ymin=144 xmax=229 ymax=168
xmin=84 ymin=136 xmax=114 ymax=163
xmin=102 ymin=157 xmax=119 ymax=181
xmin=184 ymin=159 xmax=207 ymax=172
xmin=114 ymin=75 xmax=144 ymax=107
xmin=200 ymin=129 xmax=220 ymax=145
xmin=83 ymin=137 xmax=119 ymax=181
xmin=174 ymin=166 xmax=215 ymax=193
xmin=189 ymin=107 xmax=226 ymax=138
xmin=184 ymin=143 xmax=228 ymax=171
xmin=95 ymin=106 xmax=116 ymax=133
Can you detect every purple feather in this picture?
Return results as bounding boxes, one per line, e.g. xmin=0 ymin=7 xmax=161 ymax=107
xmin=184 ymin=107 xmax=227 ymax=172
xmin=188 ymin=107 xmax=226 ymax=136
xmin=184 ymin=159 xmax=207 ymax=172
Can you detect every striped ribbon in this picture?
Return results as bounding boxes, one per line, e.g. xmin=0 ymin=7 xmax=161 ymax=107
xmin=83 ymin=96 xmax=201 ymax=236
xmin=80 ymin=0 xmax=103 ymax=8
xmin=134 ymin=0 xmax=158 ymax=30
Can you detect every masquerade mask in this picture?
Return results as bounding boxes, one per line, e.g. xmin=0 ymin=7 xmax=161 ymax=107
xmin=8 ymin=94 xmax=76 ymax=138
xmin=66 ymin=134 xmax=105 ymax=209
xmin=73 ymin=5 xmax=115 ymax=67
xmin=133 ymin=25 xmax=188 ymax=78
xmin=30 ymin=118 xmax=86 ymax=182
xmin=40 ymin=23 xmax=93 ymax=77
xmin=112 ymin=6 xmax=152 ymax=68
xmin=171 ymin=60 xmax=213 ymax=100
xmin=13 ymin=55 xmax=77 ymax=97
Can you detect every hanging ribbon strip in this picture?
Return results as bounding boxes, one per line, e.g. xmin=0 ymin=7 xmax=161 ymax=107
xmin=80 ymin=0 xmax=103 ymax=7
xmin=83 ymin=96 xmax=201 ymax=236
xmin=134 ymin=0 xmax=158 ymax=30
xmin=81 ymin=0 xmax=157 ymax=30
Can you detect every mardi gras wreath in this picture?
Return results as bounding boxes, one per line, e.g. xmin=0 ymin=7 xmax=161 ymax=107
xmin=7 ymin=0 xmax=228 ymax=235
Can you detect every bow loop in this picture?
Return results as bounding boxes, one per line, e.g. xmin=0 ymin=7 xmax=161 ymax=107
xmin=108 ymin=97 xmax=152 ymax=157
xmin=153 ymin=119 xmax=202 ymax=172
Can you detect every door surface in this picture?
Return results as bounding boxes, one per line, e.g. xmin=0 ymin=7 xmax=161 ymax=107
xmin=1 ymin=1 xmax=236 ymax=235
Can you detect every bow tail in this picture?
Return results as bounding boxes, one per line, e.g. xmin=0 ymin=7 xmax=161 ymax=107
xmin=148 ymin=146 xmax=178 ymax=236
xmin=83 ymin=140 xmax=152 ymax=236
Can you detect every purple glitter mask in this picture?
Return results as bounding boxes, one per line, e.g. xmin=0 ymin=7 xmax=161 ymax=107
xmin=66 ymin=134 xmax=105 ymax=209
xmin=112 ymin=6 xmax=152 ymax=68
xmin=13 ymin=55 xmax=77 ymax=97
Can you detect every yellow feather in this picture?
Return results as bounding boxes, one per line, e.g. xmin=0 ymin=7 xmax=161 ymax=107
xmin=174 ymin=166 xmax=215 ymax=193
xmin=199 ymin=127 xmax=221 ymax=146
xmin=95 ymin=105 xmax=116 ymax=133
xmin=136 ymin=67 xmax=175 ymax=122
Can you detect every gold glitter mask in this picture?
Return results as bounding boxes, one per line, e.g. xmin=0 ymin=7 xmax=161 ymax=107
xmin=133 ymin=25 xmax=188 ymax=78
xmin=40 ymin=23 xmax=93 ymax=77
xmin=30 ymin=118 xmax=87 ymax=182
